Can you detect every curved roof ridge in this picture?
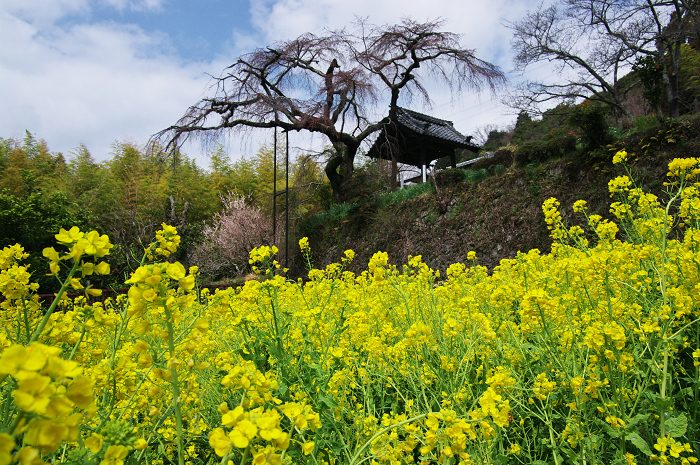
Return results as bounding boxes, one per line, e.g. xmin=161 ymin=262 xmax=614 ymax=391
xmin=395 ymin=106 xmax=475 ymax=146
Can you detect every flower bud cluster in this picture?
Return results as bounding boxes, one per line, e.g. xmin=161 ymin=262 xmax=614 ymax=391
xmin=0 ymin=342 xmax=94 ymax=460
xmin=146 ymin=223 xmax=181 ymax=260
xmin=0 ymin=244 xmax=40 ymax=307
xmin=249 ymin=245 xmax=280 ymax=275
xmin=125 ymin=262 xmax=195 ymax=318
xmin=74 ymin=420 xmax=147 ymax=465
xmin=43 ymin=227 xmax=113 ymax=294
xmin=367 ymin=251 xmax=389 ymax=282
xmin=0 ymin=255 xmax=39 ymax=301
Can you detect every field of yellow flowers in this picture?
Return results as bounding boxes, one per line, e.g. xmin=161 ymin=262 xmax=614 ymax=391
xmin=1 ymin=153 xmax=699 ymax=465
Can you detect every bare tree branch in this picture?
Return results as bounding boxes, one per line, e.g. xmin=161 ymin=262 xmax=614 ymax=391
xmin=155 ymin=19 xmax=506 ymax=202
xmin=507 ymin=0 xmax=699 ymax=118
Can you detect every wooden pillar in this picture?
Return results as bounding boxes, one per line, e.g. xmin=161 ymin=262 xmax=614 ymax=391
xmin=421 ymin=147 xmax=427 ymax=183
xmin=450 ymin=150 xmax=457 ymax=168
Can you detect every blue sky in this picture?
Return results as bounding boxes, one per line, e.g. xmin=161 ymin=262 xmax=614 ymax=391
xmin=0 ymin=0 xmax=547 ymax=167
xmin=86 ymin=0 xmax=254 ymax=62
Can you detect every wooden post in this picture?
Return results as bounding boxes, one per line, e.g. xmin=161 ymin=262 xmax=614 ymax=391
xmin=272 ymin=129 xmax=277 ymax=240
xmin=285 ymin=131 xmax=289 ymax=269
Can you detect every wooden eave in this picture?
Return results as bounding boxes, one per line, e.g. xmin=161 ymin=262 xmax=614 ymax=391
xmin=366 ymin=107 xmax=481 ymax=167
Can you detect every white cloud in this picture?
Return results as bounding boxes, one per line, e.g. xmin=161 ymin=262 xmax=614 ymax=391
xmin=0 ymin=0 xmax=560 ymax=169
xmin=0 ymin=10 xmax=225 ymax=164
xmin=250 ymin=0 xmax=535 ymax=62
xmin=1 ymin=0 xmax=88 ymax=25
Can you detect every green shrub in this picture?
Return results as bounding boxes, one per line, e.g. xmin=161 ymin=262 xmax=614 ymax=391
xmin=326 ymin=202 xmax=359 ymax=220
xmin=434 ymin=168 xmax=466 ymax=185
xmin=633 ymin=114 xmax=661 ymax=133
xmin=470 ymin=149 xmax=514 ymax=171
xmin=514 ymin=140 xmax=550 ymax=166
xmin=379 ymin=181 xmax=434 ymax=206
xmin=569 ymin=103 xmax=612 ymax=150
xmin=0 ymin=190 xmax=94 ymax=293
xmin=546 ymin=134 xmax=577 ymax=157
xmin=463 ymin=168 xmax=490 ymax=183
xmin=342 ymin=162 xmax=393 ymax=202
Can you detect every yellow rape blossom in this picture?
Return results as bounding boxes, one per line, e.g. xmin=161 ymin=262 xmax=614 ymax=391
xmin=0 ymin=433 xmax=15 ymax=465
xmin=85 ymin=434 xmax=103 ymax=453
xmin=0 ymin=344 xmax=48 ymax=378
xmin=612 ymin=150 xmax=628 ymax=164
xmin=100 ymin=445 xmax=129 ymax=465
xmin=302 ymin=441 xmax=315 ymax=455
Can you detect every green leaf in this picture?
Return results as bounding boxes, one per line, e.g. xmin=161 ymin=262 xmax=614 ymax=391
xmin=666 ymin=414 xmax=688 ymax=438
xmin=319 ymin=394 xmax=339 ymax=409
xmin=317 ymin=438 xmax=344 ymax=455
xmin=626 ymin=432 xmax=652 ymax=456
xmin=626 ymin=413 xmax=650 ymax=430
xmin=650 ymin=393 xmax=673 ymax=411
xmin=553 ymin=451 xmax=564 ymax=464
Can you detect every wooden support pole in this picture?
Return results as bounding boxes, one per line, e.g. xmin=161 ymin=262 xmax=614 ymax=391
xmin=272 ymin=129 xmax=277 ymax=240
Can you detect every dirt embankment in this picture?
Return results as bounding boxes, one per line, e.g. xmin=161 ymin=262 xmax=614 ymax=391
xmin=301 ymin=118 xmax=700 ymax=275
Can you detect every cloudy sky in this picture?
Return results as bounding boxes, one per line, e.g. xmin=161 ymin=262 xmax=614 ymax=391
xmin=0 ymin=0 xmax=548 ymax=167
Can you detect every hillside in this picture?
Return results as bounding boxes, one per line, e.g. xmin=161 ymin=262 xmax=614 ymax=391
xmin=298 ymin=114 xmax=700 ymax=275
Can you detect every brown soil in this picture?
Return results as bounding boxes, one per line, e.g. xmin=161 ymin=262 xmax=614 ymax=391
xmin=299 ymin=116 xmax=700 ymax=276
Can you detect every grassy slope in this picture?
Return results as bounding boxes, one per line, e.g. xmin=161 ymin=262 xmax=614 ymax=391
xmin=299 ymin=115 xmax=700 ymax=275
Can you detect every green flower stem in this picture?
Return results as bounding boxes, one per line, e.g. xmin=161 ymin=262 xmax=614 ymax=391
xmin=659 ymin=343 xmax=670 ymax=438
xmin=29 ymin=258 xmax=81 ymax=344
xmin=115 ymin=365 xmax=154 ymax=422
xmin=545 ymin=410 xmax=560 ymax=465
xmin=21 ymin=302 xmax=30 ymax=341
xmin=163 ymin=304 xmax=185 ymax=465
xmin=694 ymin=331 xmax=700 ymax=440
xmin=654 ymin=182 xmax=685 ymax=439
xmin=7 ymin=411 xmax=25 ymax=435
xmin=348 ymin=413 xmax=427 ymax=465
xmin=318 ymin=409 xmax=352 ymax=463
xmin=239 ymin=444 xmax=251 ymax=465
xmin=67 ymin=319 xmax=87 ymax=361
xmin=0 ymin=383 xmax=11 ymax=428
xmin=668 ymin=317 xmax=700 ymax=340
xmin=95 ymin=307 xmax=133 ymax=431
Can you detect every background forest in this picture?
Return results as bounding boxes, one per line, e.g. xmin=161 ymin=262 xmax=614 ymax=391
xmin=0 ymin=133 xmax=335 ymax=294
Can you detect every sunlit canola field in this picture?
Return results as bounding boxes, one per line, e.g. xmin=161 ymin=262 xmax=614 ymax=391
xmin=1 ymin=153 xmax=700 ymax=465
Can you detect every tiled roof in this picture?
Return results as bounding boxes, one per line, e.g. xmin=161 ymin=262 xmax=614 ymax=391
xmin=365 ymin=106 xmax=482 ymax=167
xmin=395 ymin=107 xmax=480 ymax=150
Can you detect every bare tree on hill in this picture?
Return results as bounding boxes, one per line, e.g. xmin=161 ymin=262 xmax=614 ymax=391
xmin=507 ymin=0 xmax=700 ymax=119
xmin=155 ymin=18 xmax=505 ymax=203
